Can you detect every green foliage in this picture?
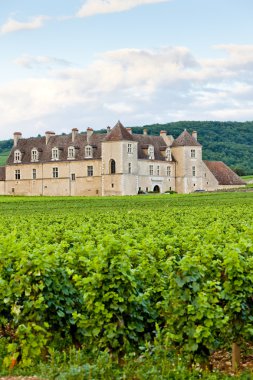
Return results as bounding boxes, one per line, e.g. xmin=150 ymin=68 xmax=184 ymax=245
xmin=72 ymin=236 xmax=155 ymax=352
xmin=1 ymin=193 xmax=253 ymax=372
xmin=0 ymin=139 xmax=12 ymax=153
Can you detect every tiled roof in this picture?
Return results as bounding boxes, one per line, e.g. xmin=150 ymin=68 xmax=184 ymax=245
xmin=171 ymin=129 xmax=201 ymax=147
xmin=6 ymin=123 xmax=177 ymax=164
xmin=132 ymin=134 xmax=170 ymax=161
xmin=7 ymin=133 xmax=105 ymax=164
xmin=104 ymin=121 xmax=134 ymax=141
xmin=6 ymin=124 xmax=194 ymax=165
xmin=204 ymin=161 xmax=246 ymax=185
xmin=0 ymin=166 xmax=6 ymax=181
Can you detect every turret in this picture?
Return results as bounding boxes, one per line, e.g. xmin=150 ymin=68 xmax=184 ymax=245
xmin=171 ymin=130 xmax=202 ymax=193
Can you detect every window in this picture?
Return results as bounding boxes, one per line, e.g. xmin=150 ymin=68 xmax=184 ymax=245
xmin=53 ymin=167 xmax=59 ymax=178
xmin=165 ymin=148 xmax=171 ymax=161
xmin=110 ymin=159 xmax=116 ymax=174
xmin=71 ymin=173 xmax=76 ymax=181
xmin=128 ymin=162 xmax=132 ymax=174
xmin=149 ymin=165 xmax=154 ymax=176
xmin=191 ymin=149 xmax=196 ymax=158
xmin=192 ymin=166 xmax=196 ymax=177
xmin=31 ymin=148 xmax=39 ymax=162
xmin=127 ymin=143 xmax=133 ymax=154
xmin=156 ymin=165 xmax=160 ymax=175
xmin=15 ymin=169 xmax=20 ymax=180
xmin=32 ymin=169 xmax=37 ymax=180
xmin=52 ymin=147 xmax=59 ymax=160
xmin=167 ymin=166 xmax=171 ymax=177
xmin=85 ymin=145 xmax=93 ymax=158
xmin=14 ymin=150 xmax=21 ymax=163
xmin=68 ymin=146 xmax=75 ymax=159
xmin=87 ymin=165 xmax=93 ymax=177
xmin=148 ymin=145 xmax=154 ymax=160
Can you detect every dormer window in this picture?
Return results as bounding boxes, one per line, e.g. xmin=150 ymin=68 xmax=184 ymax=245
xmin=68 ymin=146 xmax=75 ymax=159
xmin=31 ymin=148 xmax=39 ymax=162
xmin=85 ymin=145 xmax=93 ymax=158
xmin=148 ymin=145 xmax=154 ymax=160
xmin=52 ymin=147 xmax=59 ymax=160
xmin=14 ymin=150 xmax=22 ymax=163
xmin=165 ymin=148 xmax=171 ymax=161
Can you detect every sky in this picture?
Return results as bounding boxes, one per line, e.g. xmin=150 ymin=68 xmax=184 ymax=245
xmin=0 ymin=0 xmax=253 ymax=139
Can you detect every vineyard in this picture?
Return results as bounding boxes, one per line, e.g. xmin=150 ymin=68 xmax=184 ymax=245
xmin=0 ymin=192 xmax=253 ymax=379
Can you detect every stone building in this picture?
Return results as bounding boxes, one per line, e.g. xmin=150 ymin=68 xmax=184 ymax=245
xmin=0 ymin=121 xmax=245 ymax=196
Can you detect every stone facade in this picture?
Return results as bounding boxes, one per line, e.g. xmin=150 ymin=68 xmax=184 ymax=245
xmin=0 ymin=121 xmax=245 ymax=196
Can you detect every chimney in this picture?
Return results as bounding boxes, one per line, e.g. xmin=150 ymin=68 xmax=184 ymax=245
xmin=160 ymin=130 xmax=167 ymax=138
xmin=143 ymin=128 xmax=148 ymax=135
xmin=192 ymin=131 xmax=197 ymax=140
xmin=45 ymin=131 xmax=55 ymax=145
xmin=13 ymin=132 xmax=22 ymax=147
xmin=107 ymin=126 xmax=111 ymax=134
xmin=126 ymin=127 xmax=132 ymax=135
xmin=87 ymin=127 xmax=93 ymax=143
xmin=72 ymin=128 xmax=78 ymax=143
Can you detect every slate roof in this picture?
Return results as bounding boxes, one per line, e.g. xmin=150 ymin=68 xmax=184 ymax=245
xmin=132 ymin=134 xmax=170 ymax=161
xmin=204 ymin=161 xmax=246 ymax=186
xmin=171 ymin=129 xmax=201 ymax=147
xmin=105 ymin=121 xmax=134 ymax=141
xmin=7 ymin=133 xmax=105 ymax=164
xmin=0 ymin=167 xmax=5 ymax=181
xmin=7 ymin=122 xmax=174 ymax=164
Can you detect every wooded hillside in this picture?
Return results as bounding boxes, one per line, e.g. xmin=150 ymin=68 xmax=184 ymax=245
xmin=130 ymin=121 xmax=253 ymax=175
xmin=1 ymin=121 xmax=252 ymax=174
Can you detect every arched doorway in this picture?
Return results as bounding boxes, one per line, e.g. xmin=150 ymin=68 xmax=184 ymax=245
xmin=153 ymin=185 xmax=160 ymax=193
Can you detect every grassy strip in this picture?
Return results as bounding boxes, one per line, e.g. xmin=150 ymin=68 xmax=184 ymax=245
xmin=241 ymin=175 xmax=253 ymax=181
xmin=0 ymin=349 xmax=252 ymax=380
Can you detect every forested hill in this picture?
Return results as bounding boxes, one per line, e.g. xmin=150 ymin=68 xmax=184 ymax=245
xmin=0 ymin=121 xmax=252 ymax=174
xmin=0 ymin=139 xmax=13 ymax=166
xmin=130 ymin=121 xmax=253 ymax=175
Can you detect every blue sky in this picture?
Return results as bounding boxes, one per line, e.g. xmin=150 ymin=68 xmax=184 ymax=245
xmin=0 ymin=0 xmax=253 ymax=139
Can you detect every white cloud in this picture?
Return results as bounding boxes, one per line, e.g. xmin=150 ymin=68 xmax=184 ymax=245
xmin=1 ymin=16 xmax=49 ymax=35
xmin=77 ymin=0 xmax=170 ymax=17
xmin=14 ymin=55 xmax=73 ymax=70
xmin=1 ymin=44 xmax=253 ymax=139
xmin=104 ymin=102 xmax=134 ymax=113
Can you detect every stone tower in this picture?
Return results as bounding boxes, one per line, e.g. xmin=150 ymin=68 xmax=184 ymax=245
xmin=101 ymin=121 xmax=138 ymax=196
xmin=171 ymin=130 xmax=203 ymax=193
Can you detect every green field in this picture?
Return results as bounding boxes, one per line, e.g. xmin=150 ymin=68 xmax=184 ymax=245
xmin=0 ymin=153 xmax=8 ymax=166
xmin=1 ymin=192 xmax=253 ymax=379
xmin=242 ymin=175 xmax=253 ymax=181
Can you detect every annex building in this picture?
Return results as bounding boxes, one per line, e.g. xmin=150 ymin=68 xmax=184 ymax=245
xmin=0 ymin=121 xmax=245 ymax=196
